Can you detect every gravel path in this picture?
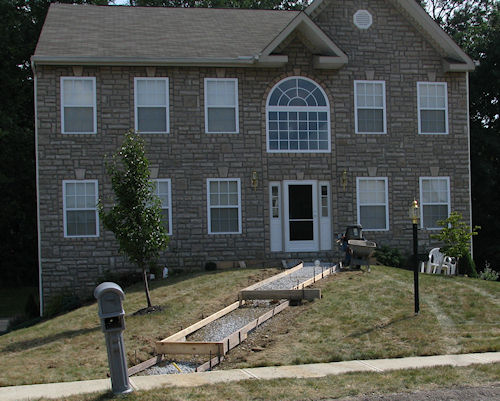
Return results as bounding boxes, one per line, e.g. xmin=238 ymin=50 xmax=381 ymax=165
xmin=139 ymin=262 xmax=335 ymax=376
xmin=188 ymin=303 xmax=273 ymax=342
xmin=257 ymin=263 xmax=334 ymax=290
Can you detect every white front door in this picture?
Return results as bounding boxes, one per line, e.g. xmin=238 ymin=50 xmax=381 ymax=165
xmin=284 ymin=181 xmax=319 ymax=252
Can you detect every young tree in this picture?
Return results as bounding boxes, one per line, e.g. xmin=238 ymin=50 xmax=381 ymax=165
xmin=431 ymin=212 xmax=480 ymax=262
xmin=99 ymin=130 xmax=169 ymax=308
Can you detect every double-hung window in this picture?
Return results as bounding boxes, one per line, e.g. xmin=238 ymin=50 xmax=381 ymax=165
xmin=152 ymin=179 xmax=172 ymax=235
xmin=266 ymin=77 xmax=330 ymax=152
xmin=356 ymin=177 xmax=389 ymax=231
xmin=134 ymin=78 xmax=169 ymax=133
xmin=417 ymin=82 xmax=448 ymax=134
xmin=63 ymin=180 xmax=99 ymax=237
xmin=61 ymin=77 xmax=96 ymax=134
xmin=420 ymin=177 xmax=450 ymax=229
xmin=204 ymin=78 xmax=239 ymax=133
xmin=207 ymin=179 xmax=241 ymax=234
xmin=354 ymin=80 xmax=386 ymax=134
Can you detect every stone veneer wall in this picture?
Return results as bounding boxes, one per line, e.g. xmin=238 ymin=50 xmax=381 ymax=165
xmin=35 ymin=0 xmax=471 ymax=307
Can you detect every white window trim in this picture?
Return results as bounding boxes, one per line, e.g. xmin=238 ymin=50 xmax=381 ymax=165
xmin=419 ymin=176 xmax=451 ymax=230
xmin=354 ymin=80 xmax=387 ymax=134
xmin=270 ymin=182 xmax=281 ymax=220
xmin=152 ymin=178 xmax=172 ymax=235
xmin=63 ymin=179 xmax=99 ymax=238
xmin=134 ymin=77 xmax=170 ymax=134
xmin=204 ymin=78 xmax=239 ymax=134
xmin=266 ymin=76 xmax=331 ymax=153
xmin=417 ymin=82 xmax=449 ymax=135
xmin=207 ymin=178 xmax=242 ymax=234
xmin=356 ymin=177 xmax=389 ymax=231
xmin=60 ymin=77 xmax=97 ymax=134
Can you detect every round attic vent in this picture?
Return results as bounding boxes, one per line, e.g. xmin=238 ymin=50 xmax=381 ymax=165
xmin=353 ymin=10 xmax=373 ymax=29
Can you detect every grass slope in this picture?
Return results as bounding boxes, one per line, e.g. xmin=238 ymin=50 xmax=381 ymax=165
xmin=0 ymin=265 xmax=498 ymax=388
xmin=221 ymin=266 xmax=500 ymax=369
xmin=0 ymin=268 xmax=277 ymax=386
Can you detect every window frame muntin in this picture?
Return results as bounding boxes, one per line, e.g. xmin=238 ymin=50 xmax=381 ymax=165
xmin=152 ymin=178 xmax=172 ymax=235
xmin=204 ymin=78 xmax=239 ymax=134
xmin=60 ymin=76 xmax=97 ymax=134
xmin=356 ymin=176 xmax=389 ymax=231
xmin=417 ymin=81 xmax=449 ymax=135
xmin=63 ymin=179 xmax=99 ymax=238
xmin=206 ymin=178 xmax=242 ymax=234
xmin=419 ymin=176 xmax=451 ymax=229
xmin=354 ymin=80 xmax=387 ymax=135
xmin=266 ymin=76 xmax=331 ymax=153
xmin=134 ymin=77 xmax=170 ymax=134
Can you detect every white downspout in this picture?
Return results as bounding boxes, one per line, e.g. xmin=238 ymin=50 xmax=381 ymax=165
xmin=466 ymin=71 xmax=474 ymax=259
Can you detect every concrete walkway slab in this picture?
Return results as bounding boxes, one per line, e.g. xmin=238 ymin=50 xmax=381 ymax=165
xmin=0 ymin=379 xmax=110 ymax=401
xmin=0 ymin=352 xmax=498 ymax=401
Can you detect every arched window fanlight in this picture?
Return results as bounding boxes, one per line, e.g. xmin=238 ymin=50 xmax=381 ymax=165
xmin=266 ymin=77 xmax=330 ymax=152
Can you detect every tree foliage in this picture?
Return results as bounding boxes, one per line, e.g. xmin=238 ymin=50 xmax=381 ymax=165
xmin=0 ymin=0 xmax=109 ymax=287
xmin=129 ymin=0 xmax=309 ymax=9
xmin=99 ymin=130 xmax=169 ymax=308
xmin=431 ymin=212 xmax=480 ymax=261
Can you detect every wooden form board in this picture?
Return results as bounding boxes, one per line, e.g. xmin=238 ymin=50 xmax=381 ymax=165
xmin=291 ymin=265 xmax=335 ymax=290
xmin=239 ymin=289 xmax=321 ymax=301
xmin=241 ymin=262 xmax=304 ymax=291
xmin=156 ymin=341 xmax=224 ymax=356
xmin=158 ymin=262 xmax=303 ymax=343
xmin=155 ymin=300 xmax=289 ymax=357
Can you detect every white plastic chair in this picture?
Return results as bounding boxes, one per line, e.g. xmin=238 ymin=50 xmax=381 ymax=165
xmin=426 ymin=248 xmax=445 ymax=274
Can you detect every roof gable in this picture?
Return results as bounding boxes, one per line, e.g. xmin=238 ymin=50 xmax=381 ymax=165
xmin=305 ymin=0 xmax=474 ymax=72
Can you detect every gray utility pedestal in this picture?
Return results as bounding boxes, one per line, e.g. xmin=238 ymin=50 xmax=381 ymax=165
xmin=94 ymin=282 xmax=133 ymax=395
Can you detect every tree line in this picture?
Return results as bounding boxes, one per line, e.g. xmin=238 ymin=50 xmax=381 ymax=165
xmin=0 ymin=0 xmax=498 ymax=287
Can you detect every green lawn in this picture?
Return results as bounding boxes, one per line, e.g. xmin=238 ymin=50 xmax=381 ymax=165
xmin=0 ymin=265 xmax=498 ymax=389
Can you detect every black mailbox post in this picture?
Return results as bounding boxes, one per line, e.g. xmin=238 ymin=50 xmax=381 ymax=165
xmin=94 ymin=282 xmax=133 ymax=395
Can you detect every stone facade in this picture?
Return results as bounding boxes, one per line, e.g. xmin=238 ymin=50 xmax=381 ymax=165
xmin=34 ymin=0 xmax=471 ymax=308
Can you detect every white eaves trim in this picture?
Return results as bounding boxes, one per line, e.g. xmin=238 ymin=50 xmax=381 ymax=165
xmin=259 ymin=12 xmax=348 ymax=69
xmin=306 ymin=0 xmax=474 ymax=72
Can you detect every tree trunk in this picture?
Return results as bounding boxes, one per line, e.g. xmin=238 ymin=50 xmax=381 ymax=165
xmin=142 ymin=266 xmax=153 ymax=308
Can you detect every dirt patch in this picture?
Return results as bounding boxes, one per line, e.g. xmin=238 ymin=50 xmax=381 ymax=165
xmin=132 ymin=305 xmax=164 ymax=316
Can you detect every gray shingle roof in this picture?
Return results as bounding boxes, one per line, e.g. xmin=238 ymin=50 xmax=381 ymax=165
xmin=34 ymin=4 xmax=300 ymax=62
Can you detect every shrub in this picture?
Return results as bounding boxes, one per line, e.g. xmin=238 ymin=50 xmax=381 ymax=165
xmin=458 ymin=252 xmax=478 ymax=278
xmin=204 ymin=261 xmax=217 ymax=271
xmin=479 ymin=261 xmax=499 ymax=281
xmin=97 ymin=270 xmax=143 ymax=289
xmin=374 ymin=245 xmax=404 ymax=268
xmin=44 ymin=290 xmax=82 ymax=318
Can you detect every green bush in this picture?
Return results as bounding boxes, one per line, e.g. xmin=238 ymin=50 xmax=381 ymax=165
xmin=97 ymin=270 xmax=143 ymax=289
xmin=374 ymin=245 xmax=404 ymax=268
xmin=479 ymin=262 xmax=499 ymax=281
xmin=44 ymin=290 xmax=82 ymax=318
xmin=458 ymin=252 xmax=478 ymax=278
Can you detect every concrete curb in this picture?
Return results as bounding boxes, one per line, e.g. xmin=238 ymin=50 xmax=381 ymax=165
xmin=1 ymin=352 xmax=499 ymax=400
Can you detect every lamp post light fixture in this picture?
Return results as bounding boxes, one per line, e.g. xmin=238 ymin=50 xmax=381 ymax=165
xmin=251 ymin=171 xmax=258 ymax=191
xmin=409 ymin=199 xmax=420 ymax=315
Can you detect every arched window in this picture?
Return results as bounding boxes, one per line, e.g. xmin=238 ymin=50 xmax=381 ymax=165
xmin=266 ymin=77 xmax=330 ymax=152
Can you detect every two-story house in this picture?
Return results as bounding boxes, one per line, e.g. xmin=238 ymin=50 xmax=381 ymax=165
xmin=32 ymin=0 xmax=474 ymax=313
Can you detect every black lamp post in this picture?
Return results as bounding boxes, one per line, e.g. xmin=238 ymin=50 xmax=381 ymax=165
xmin=409 ymin=200 xmax=420 ymax=315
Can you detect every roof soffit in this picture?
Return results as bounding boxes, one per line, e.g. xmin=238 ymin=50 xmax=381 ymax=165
xmin=306 ymin=0 xmax=474 ymax=72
